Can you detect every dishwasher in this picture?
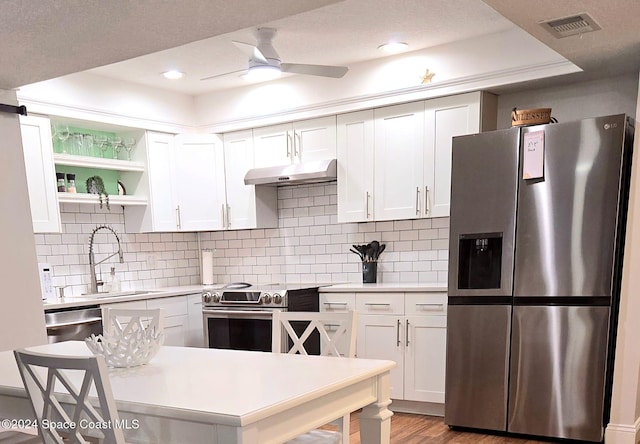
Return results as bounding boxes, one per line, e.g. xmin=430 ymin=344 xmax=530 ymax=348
xmin=44 ymin=306 xmax=103 ymax=343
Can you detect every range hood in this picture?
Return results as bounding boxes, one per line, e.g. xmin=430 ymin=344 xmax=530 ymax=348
xmin=244 ymin=159 xmax=337 ymax=186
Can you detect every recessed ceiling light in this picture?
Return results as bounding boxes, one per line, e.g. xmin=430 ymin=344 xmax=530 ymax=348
xmin=162 ymin=70 xmax=185 ymax=80
xmin=378 ymin=42 xmax=409 ymax=54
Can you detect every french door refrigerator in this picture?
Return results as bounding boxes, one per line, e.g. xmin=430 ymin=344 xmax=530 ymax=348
xmin=444 ymin=114 xmax=633 ymax=442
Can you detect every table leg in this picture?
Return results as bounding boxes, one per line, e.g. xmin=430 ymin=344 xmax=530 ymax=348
xmin=359 ymin=372 xmax=393 ymax=444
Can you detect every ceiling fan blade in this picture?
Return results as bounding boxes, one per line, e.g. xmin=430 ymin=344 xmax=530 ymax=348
xmin=281 ymin=63 xmax=348 ymax=78
xmin=200 ymin=69 xmax=247 ymax=81
xmin=232 ymin=40 xmax=268 ymax=64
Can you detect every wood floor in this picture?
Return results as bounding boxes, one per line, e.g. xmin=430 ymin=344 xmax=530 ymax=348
xmin=346 ymin=412 xmax=556 ymax=444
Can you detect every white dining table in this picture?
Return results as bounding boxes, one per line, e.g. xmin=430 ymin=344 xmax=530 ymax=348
xmin=0 ymin=341 xmax=395 ymax=443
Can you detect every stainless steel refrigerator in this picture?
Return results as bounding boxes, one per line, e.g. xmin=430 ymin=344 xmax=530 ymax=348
xmin=445 ymin=114 xmax=633 ymax=442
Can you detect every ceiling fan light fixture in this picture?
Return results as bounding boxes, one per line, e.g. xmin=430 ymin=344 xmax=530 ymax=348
xmin=378 ymin=42 xmax=409 ymax=54
xmin=242 ymin=64 xmax=281 ymax=81
xmin=162 ymin=70 xmax=185 ymax=80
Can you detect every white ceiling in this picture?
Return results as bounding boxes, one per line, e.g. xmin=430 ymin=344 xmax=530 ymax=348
xmin=4 ymin=0 xmax=639 ymax=97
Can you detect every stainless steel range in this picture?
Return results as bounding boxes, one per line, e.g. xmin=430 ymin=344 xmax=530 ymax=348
xmin=202 ymin=283 xmax=320 ymax=353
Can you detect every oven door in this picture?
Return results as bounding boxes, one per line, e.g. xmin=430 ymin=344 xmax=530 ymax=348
xmin=203 ymin=308 xmax=278 ymax=352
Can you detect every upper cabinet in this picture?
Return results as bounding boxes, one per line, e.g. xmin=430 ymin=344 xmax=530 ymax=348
xmin=337 ymin=92 xmax=496 ymax=223
xmin=374 ymin=101 xmax=426 ymax=221
xmin=222 ymin=130 xmax=277 ymax=230
xmin=20 ymin=115 xmax=61 ymax=233
xmin=126 ymin=132 xmax=226 ymax=232
xmin=253 ymin=116 xmax=337 ymax=168
xmin=336 ymin=110 xmax=375 ymax=223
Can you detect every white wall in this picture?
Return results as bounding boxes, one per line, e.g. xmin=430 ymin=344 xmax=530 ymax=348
xmin=605 ymin=72 xmax=640 ymax=444
xmin=0 ymin=89 xmax=47 ymax=350
xmin=496 ymin=74 xmax=638 ymax=128
xmin=16 ymin=72 xmax=196 ymax=134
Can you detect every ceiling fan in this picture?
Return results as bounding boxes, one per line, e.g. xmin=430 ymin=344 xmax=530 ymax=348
xmin=201 ymin=28 xmax=348 ymax=81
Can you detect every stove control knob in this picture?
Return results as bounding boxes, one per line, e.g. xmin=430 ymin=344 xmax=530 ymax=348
xmin=211 ymin=292 xmax=221 ymax=304
xmin=202 ymin=292 xmax=212 ymax=303
xmin=262 ymin=293 xmax=272 ymax=305
xmin=273 ymin=293 xmax=283 ymax=305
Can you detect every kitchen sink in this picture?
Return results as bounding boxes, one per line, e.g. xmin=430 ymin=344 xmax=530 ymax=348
xmin=83 ymin=290 xmax=164 ymax=299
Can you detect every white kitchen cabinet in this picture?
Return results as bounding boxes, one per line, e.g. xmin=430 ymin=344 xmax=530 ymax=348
xmin=186 ymin=293 xmax=204 ymax=347
xmin=253 ymin=116 xmax=336 ymax=168
xmin=423 ymin=94 xmax=482 ymax=218
xmin=222 ymin=130 xmax=277 ymax=230
xmin=19 ymin=115 xmax=61 ymax=233
xmin=337 ymin=110 xmax=375 ymax=223
xmin=355 ymin=292 xmax=447 ymax=404
xmin=174 ymin=134 xmax=226 ymax=231
xmin=126 ymin=132 xmax=225 ymax=232
xmin=147 ymin=295 xmax=189 ymax=347
xmin=337 ymin=92 xmax=492 ymax=222
xmin=374 ymin=102 xmax=425 ymax=221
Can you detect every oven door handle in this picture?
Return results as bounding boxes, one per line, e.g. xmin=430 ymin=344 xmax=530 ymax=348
xmin=202 ymin=309 xmax=276 ymax=317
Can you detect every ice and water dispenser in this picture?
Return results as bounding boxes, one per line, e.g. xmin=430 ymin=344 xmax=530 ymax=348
xmin=457 ymin=233 xmax=503 ymax=290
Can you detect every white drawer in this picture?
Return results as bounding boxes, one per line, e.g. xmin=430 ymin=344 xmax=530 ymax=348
xmin=320 ymin=293 xmax=356 ymax=312
xmin=405 ymin=292 xmax=447 ymax=316
xmin=356 ymin=292 xmax=404 ymax=315
xmin=147 ymin=296 xmax=188 ymax=317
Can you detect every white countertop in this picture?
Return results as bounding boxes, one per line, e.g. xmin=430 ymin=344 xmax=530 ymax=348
xmin=43 ymin=285 xmax=207 ymax=310
xmin=320 ymin=282 xmax=448 ymax=292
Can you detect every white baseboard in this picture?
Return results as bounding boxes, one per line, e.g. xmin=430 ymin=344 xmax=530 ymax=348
xmin=605 ymin=417 xmax=640 ymax=444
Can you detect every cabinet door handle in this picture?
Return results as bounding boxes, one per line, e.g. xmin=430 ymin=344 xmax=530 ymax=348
xmin=221 ymin=204 xmax=226 ymax=229
xmin=416 ymin=187 xmax=420 ymax=215
xmin=397 ymin=319 xmax=401 ymax=346
xmin=366 ymin=192 xmax=371 ymax=219
xmin=323 ymin=302 xmax=349 ymax=306
xmin=364 ymin=303 xmax=391 ymax=306
xmin=415 ymin=303 xmax=444 ymax=307
xmin=425 ymin=186 xmax=430 ymax=215
xmin=406 ymin=320 xmax=410 ymax=346
xmin=226 ymin=204 xmax=231 ymax=228
xmin=286 ymin=132 xmax=292 ymax=158
xmin=176 ymin=205 xmax=182 ymax=229
xmin=294 ymin=131 xmax=301 ymax=160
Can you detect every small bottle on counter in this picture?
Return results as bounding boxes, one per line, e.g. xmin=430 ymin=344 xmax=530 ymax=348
xmin=110 ymin=267 xmax=121 ymax=292
xmin=66 ymin=173 xmax=77 ymax=193
xmin=56 ymin=172 xmax=66 ymax=192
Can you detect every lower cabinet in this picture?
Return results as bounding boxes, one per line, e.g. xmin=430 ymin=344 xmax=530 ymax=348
xmin=355 ymin=292 xmax=447 ymax=403
xmin=101 ymin=293 xmax=203 ymax=347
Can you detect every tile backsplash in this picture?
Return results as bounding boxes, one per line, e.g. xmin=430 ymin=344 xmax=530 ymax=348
xmin=34 ymin=203 xmax=201 ymax=297
xmin=35 ymin=183 xmax=449 ymax=295
xmin=200 ymin=183 xmax=450 ymax=285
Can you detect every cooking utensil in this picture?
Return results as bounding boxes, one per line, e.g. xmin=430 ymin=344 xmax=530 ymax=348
xmin=349 ymin=248 xmax=364 ymax=260
xmin=375 ymin=244 xmax=386 ymax=260
xmin=370 ymin=241 xmax=380 ymax=259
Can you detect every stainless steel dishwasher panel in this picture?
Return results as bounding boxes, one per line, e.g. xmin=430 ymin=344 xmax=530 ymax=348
xmin=445 ymin=304 xmax=511 ymax=431
xmin=45 ymin=307 xmax=103 ymax=343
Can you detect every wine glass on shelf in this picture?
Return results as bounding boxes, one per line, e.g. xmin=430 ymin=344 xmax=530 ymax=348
xmin=71 ymin=133 xmax=83 ymax=156
xmin=110 ymin=136 xmax=122 ymax=160
xmin=123 ymin=137 xmax=136 ymax=161
xmin=54 ymin=124 xmax=70 ymax=154
xmin=94 ymin=135 xmax=108 ymax=158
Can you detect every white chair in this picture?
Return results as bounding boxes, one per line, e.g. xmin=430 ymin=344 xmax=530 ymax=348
xmin=101 ymin=308 xmax=164 ymax=339
xmin=272 ymin=311 xmax=358 ymax=444
xmin=13 ymin=349 xmax=125 ymax=444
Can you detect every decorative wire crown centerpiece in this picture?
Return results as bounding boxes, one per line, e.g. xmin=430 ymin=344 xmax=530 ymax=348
xmin=86 ymin=309 xmax=164 ymax=368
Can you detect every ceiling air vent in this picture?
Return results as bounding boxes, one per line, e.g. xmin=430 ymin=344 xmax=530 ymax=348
xmin=540 ymin=13 xmax=601 ymax=38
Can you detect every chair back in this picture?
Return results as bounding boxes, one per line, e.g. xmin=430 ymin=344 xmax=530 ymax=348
xmin=13 ymin=349 xmax=125 ymax=444
xmin=102 ymin=308 xmax=164 ymax=340
xmin=272 ymin=311 xmax=357 ymax=357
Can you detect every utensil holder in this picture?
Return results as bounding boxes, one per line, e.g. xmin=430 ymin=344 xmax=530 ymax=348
xmin=362 ymin=261 xmax=377 ymax=283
